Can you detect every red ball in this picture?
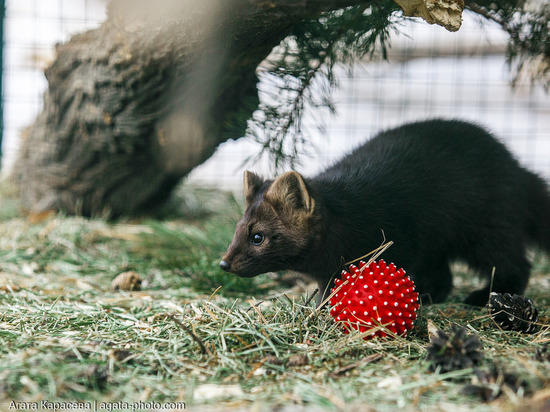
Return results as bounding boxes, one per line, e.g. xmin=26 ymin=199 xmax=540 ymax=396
xmin=328 ymin=259 xmax=419 ymax=339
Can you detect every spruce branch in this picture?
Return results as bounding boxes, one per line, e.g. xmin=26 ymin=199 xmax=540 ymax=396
xmin=465 ymin=1 xmax=549 ymax=88
xmin=245 ymin=1 xmax=400 ymax=172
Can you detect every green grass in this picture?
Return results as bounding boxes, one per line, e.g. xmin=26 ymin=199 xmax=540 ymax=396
xmin=0 ymin=182 xmax=549 ymax=411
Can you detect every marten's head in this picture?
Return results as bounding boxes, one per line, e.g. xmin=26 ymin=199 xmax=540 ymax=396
xmin=220 ymin=170 xmax=321 ymax=278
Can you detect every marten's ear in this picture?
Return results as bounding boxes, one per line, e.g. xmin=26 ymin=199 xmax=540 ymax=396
xmin=243 ymin=170 xmax=264 ymax=207
xmin=265 ymin=171 xmax=314 ymax=215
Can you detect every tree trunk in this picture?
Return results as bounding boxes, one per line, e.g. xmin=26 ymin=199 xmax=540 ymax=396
xmin=14 ymin=0 xmax=371 ymax=216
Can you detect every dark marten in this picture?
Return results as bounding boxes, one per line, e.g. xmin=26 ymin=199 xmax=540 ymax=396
xmin=220 ymin=119 xmax=550 ymax=306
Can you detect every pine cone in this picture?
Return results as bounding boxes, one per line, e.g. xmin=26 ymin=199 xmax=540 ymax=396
xmin=487 ymin=292 xmax=539 ymax=333
xmin=427 ymin=323 xmax=484 ymax=373
xmin=462 ymin=365 xmax=526 ymax=402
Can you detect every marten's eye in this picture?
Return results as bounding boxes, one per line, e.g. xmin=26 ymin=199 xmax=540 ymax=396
xmin=251 ymin=233 xmax=265 ymax=245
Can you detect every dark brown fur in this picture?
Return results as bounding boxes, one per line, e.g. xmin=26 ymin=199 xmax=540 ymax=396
xmin=221 ymin=171 xmax=323 ymax=278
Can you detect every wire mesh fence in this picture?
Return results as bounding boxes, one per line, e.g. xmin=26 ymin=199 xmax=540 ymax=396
xmin=2 ymin=1 xmax=549 ymax=192
xmin=2 ymin=0 xmax=106 ymax=172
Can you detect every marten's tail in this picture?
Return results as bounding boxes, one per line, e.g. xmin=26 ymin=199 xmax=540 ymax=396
xmin=528 ymin=174 xmax=550 ymax=253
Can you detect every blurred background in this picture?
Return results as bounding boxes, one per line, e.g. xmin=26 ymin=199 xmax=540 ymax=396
xmin=2 ymin=0 xmax=549 ymax=191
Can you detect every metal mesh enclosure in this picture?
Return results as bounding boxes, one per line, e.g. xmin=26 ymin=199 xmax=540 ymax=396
xmin=2 ymin=0 xmax=106 ymax=172
xmin=2 ymin=2 xmax=549 ymax=191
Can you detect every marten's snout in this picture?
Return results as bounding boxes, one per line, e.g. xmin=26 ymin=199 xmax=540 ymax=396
xmin=219 ymin=260 xmax=231 ymax=272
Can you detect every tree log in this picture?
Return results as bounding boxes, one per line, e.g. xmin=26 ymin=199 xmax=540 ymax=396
xmin=14 ymin=0 xmax=373 ymax=216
